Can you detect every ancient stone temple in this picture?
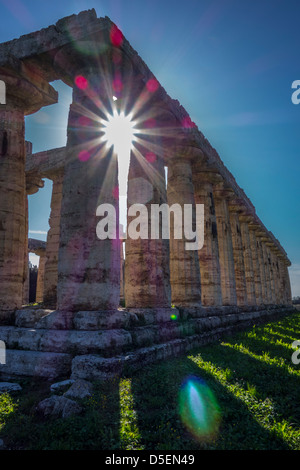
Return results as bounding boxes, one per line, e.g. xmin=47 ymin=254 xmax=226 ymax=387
xmin=0 ymin=10 xmax=294 ymax=381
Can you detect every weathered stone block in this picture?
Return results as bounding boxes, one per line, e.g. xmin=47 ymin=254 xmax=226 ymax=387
xmin=15 ymin=308 xmax=52 ymax=328
xmin=0 ymin=349 xmax=72 ymax=378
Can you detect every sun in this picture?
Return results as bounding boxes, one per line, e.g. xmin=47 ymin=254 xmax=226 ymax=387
xmin=101 ymin=106 xmax=137 ymax=232
xmin=102 ymin=109 xmax=136 ymax=155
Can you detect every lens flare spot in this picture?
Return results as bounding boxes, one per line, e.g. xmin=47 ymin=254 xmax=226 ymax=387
xmin=78 ymin=116 xmax=92 ymax=127
xmin=179 ymin=376 xmax=220 ymax=442
xmin=170 ymin=313 xmax=177 ymax=321
xmin=112 ymin=185 xmax=119 ymax=199
xmin=113 ymin=77 xmax=123 ymax=94
xmin=145 ymin=151 xmax=156 ymax=163
xmin=78 ymin=150 xmax=90 ymax=162
xmin=182 ymin=116 xmax=197 ymax=129
xmin=146 ymin=78 xmax=159 ymax=93
xmin=75 ymin=75 xmax=88 ymax=90
xmin=110 ymin=25 xmax=123 ymax=47
xmin=144 ymin=118 xmax=156 ymax=129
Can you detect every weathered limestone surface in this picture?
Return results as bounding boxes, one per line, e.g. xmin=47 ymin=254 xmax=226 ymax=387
xmin=213 ymin=188 xmax=237 ymax=306
xmin=229 ymin=208 xmax=247 ymax=306
xmin=57 ymin=68 xmax=120 ymax=312
xmin=239 ymin=217 xmax=256 ymax=306
xmin=248 ymin=226 xmax=263 ymax=305
xmin=167 ymin=151 xmax=202 ymax=307
xmin=192 ymin=170 xmax=222 ymax=306
xmin=0 ymin=349 xmax=72 ymax=378
xmin=43 ymin=172 xmax=63 ymax=307
xmin=125 ymin=142 xmax=171 ymax=309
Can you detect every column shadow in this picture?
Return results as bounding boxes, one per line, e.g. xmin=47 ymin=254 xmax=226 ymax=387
xmin=128 ymin=347 xmax=292 ymax=450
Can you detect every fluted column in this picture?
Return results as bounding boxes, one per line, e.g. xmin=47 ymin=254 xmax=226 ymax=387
xmin=248 ymin=225 xmax=263 ymax=306
xmin=255 ymin=237 xmax=268 ymax=304
xmin=261 ymin=239 xmax=273 ymax=304
xmin=192 ymin=170 xmax=222 ymax=306
xmin=57 ymin=68 xmax=120 ymax=311
xmin=125 ymin=142 xmax=171 ymax=308
xmin=0 ymin=58 xmax=57 ymax=323
xmin=213 ymin=185 xmax=237 ymax=306
xmin=36 ymin=249 xmax=46 ymax=302
xmin=239 ymin=216 xmax=256 ymax=306
xmin=229 ymin=206 xmax=247 ymax=306
xmin=280 ymin=261 xmax=292 ymax=305
xmin=167 ymin=148 xmax=202 ymax=308
xmin=265 ymin=243 xmax=276 ymax=304
xmin=22 ymin=195 xmax=29 ymax=305
xmin=43 ymin=172 xmax=63 ymax=308
xmin=269 ymin=247 xmax=280 ymax=305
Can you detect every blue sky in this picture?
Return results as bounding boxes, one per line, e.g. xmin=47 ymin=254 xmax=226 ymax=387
xmin=0 ymin=0 xmax=299 ymax=296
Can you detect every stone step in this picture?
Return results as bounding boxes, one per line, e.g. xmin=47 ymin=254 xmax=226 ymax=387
xmin=4 ymin=307 xmax=292 ymax=357
xmin=0 ymin=349 xmax=72 ymax=379
xmin=0 ymin=326 xmax=132 ymax=355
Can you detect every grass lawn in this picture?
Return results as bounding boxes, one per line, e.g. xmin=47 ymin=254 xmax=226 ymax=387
xmin=1 ymin=311 xmax=300 ymax=450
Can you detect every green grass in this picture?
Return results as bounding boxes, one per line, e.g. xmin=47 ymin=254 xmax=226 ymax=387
xmin=1 ymin=311 xmax=300 ymax=450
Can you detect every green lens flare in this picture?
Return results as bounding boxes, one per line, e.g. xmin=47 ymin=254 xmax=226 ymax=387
xmin=179 ymin=375 xmax=221 ymax=441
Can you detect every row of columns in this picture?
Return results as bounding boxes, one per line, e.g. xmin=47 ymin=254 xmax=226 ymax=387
xmin=32 ymin=136 xmax=292 ymax=313
xmin=0 ymin=53 xmax=293 ymax=323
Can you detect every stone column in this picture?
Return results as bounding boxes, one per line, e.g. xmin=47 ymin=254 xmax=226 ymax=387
xmin=192 ymin=170 xmax=222 ymax=306
xmin=256 ymin=236 xmax=269 ymax=305
xmin=22 ymin=195 xmax=29 ymax=305
xmin=281 ymin=261 xmax=292 ymax=305
xmin=261 ymin=238 xmax=273 ymax=305
xmin=269 ymin=247 xmax=280 ymax=305
xmin=167 ymin=148 xmax=202 ymax=308
xmin=43 ymin=172 xmax=63 ymax=308
xmin=25 ymin=167 xmax=45 ymax=305
xmin=248 ymin=226 xmax=263 ymax=306
xmin=239 ymin=216 xmax=256 ymax=306
xmin=0 ymin=57 xmax=57 ymax=323
xmin=213 ymin=185 xmax=237 ymax=306
xmin=36 ymin=249 xmax=46 ymax=302
xmin=57 ymin=68 xmax=120 ymax=312
xmin=125 ymin=141 xmax=171 ymax=309
xmin=228 ymin=205 xmax=248 ymax=307
xmin=265 ymin=243 xmax=276 ymax=304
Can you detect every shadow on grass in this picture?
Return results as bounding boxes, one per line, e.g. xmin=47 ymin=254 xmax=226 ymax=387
xmin=1 ymin=376 xmax=122 ymax=450
xmin=129 ymin=352 xmax=291 ymax=450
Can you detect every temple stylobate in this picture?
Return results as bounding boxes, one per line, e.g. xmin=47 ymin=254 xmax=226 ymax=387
xmin=0 ymin=10 xmax=294 ymax=381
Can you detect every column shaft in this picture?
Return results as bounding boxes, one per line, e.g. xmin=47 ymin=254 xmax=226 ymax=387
xmin=57 ymin=75 xmax=120 ymax=311
xmin=36 ymin=252 xmax=46 ymax=302
xmin=43 ymin=173 xmax=63 ymax=307
xmin=167 ymin=157 xmax=201 ymax=307
xmin=125 ymin=147 xmax=171 ymax=308
xmin=240 ymin=219 xmax=256 ymax=306
xmin=229 ymin=211 xmax=247 ymax=306
xmin=193 ymin=178 xmax=222 ymax=306
xmin=213 ymin=194 xmax=237 ymax=306
xmin=249 ymin=228 xmax=263 ymax=305
xmin=0 ymin=106 xmax=26 ymax=322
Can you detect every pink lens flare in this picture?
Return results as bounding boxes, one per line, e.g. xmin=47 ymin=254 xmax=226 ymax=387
xmin=113 ymin=77 xmax=123 ymax=94
xmin=78 ymin=150 xmax=91 ymax=162
xmin=182 ymin=116 xmax=197 ymax=129
xmin=144 ymin=118 xmax=156 ymax=129
xmin=110 ymin=25 xmax=123 ymax=47
xmin=112 ymin=185 xmax=119 ymax=199
xmin=75 ymin=75 xmax=88 ymax=90
xmin=146 ymin=78 xmax=159 ymax=93
xmin=78 ymin=116 xmax=92 ymax=127
xmin=145 ymin=151 xmax=156 ymax=163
